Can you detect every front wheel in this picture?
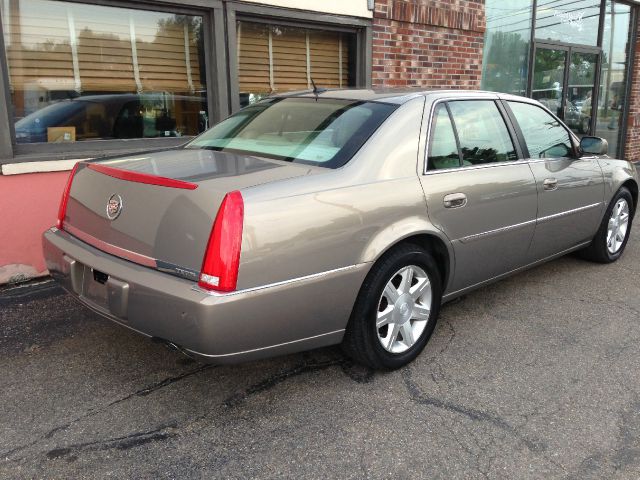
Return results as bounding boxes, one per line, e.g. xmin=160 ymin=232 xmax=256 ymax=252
xmin=579 ymin=187 xmax=634 ymax=263
xmin=342 ymin=244 xmax=442 ymax=370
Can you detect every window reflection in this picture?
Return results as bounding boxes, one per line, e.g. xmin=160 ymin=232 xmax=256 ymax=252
xmin=508 ymin=101 xmax=573 ymax=159
xmin=596 ymin=1 xmax=632 ymax=157
xmin=481 ymin=0 xmax=532 ymax=95
xmin=448 ymin=101 xmax=517 ymax=165
xmin=2 ymin=0 xmax=208 ymax=143
xmin=427 ymin=105 xmax=460 ymax=170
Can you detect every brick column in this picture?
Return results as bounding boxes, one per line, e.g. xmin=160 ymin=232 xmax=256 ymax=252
xmin=624 ymin=14 xmax=640 ymax=162
xmin=372 ymin=0 xmax=486 ymax=89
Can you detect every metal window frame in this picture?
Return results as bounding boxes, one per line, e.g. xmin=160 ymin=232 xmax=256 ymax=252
xmin=530 ymin=41 xmax=602 ymax=136
xmin=225 ymin=1 xmax=372 ymax=113
xmin=0 ymin=0 xmax=225 ymax=165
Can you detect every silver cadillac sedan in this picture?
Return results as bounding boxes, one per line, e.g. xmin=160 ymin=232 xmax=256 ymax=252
xmin=43 ymin=89 xmax=638 ymax=370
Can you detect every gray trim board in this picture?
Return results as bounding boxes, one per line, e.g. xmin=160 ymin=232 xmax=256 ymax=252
xmin=226 ymin=7 xmax=241 ymax=112
xmin=204 ymin=5 xmax=230 ymax=123
xmin=213 ymin=6 xmax=230 ymax=120
xmin=13 ymin=138 xmax=189 ymax=160
xmin=364 ymin=25 xmax=373 ymax=88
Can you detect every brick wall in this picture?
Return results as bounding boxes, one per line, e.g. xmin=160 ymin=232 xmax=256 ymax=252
xmin=372 ymin=0 xmax=485 ymax=89
xmin=624 ymin=14 xmax=640 ymax=162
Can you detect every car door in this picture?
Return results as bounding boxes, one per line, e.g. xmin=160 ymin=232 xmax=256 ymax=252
xmin=504 ymin=100 xmax=605 ymax=261
xmin=419 ymin=99 xmax=538 ymax=294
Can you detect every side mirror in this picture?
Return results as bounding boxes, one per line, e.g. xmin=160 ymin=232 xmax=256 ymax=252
xmin=580 ymin=136 xmax=608 ymax=156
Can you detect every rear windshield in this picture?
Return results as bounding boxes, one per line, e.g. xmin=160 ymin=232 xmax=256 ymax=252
xmin=185 ymin=97 xmax=398 ymax=168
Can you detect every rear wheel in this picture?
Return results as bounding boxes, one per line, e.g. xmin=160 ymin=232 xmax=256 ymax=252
xmin=342 ymin=244 xmax=442 ymax=370
xmin=579 ymin=187 xmax=634 ymax=263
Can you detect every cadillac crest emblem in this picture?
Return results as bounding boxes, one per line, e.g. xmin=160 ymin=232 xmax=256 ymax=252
xmin=106 ymin=194 xmax=123 ymax=220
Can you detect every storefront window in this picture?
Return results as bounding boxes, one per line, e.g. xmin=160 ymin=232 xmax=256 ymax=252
xmin=2 ymin=0 xmax=207 ymax=144
xmin=535 ymin=0 xmax=601 ymax=46
xmin=481 ymin=0 xmax=532 ymax=96
xmin=596 ymin=1 xmax=632 ymax=157
xmin=236 ymin=21 xmax=356 ymax=107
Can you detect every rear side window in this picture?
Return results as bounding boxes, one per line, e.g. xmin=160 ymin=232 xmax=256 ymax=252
xmin=508 ymin=102 xmax=573 ymax=159
xmin=427 ymin=105 xmax=460 ymax=170
xmin=447 ymin=100 xmax=517 ymax=165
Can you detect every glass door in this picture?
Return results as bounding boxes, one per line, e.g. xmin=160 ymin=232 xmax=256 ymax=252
xmin=567 ymin=50 xmax=599 ymax=136
xmin=531 ymin=44 xmax=600 ymax=138
xmin=531 ymin=46 xmax=568 ymax=119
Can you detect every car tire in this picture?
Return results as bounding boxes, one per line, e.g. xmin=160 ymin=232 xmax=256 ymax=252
xmin=581 ymin=117 xmax=590 ymax=134
xmin=342 ymin=244 xmax=442 ymax=370
xmin=578 ymin=187 xmax=634 ymax=263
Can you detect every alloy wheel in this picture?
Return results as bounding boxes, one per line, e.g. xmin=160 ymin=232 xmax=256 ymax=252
xmin=607 ymin=198 xmax=630 ymax=254
xmin=376 ymin=265 xmax=432 ymax=354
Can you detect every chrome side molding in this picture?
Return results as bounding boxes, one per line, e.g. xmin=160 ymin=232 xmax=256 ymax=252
xmin=458 ymin=202 xmax=602 ymax=244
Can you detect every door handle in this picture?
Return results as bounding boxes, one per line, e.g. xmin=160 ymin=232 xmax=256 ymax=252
xmin=543 ymin=178 xmax=558 ymax=191
xmin=443 ymin=193 xmax=467 ymax=209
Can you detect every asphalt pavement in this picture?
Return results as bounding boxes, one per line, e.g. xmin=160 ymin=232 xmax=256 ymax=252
xmin=1 ymin=233 xmax=639 ymax=479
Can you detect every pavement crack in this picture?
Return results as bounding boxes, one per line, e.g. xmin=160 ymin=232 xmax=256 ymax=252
xmin=1 ymin=364 xmax=212 ymax=460
xmin=45 ymin=422 xmax=177 ymax=460
xmin=223 ymin=356 xmax=374 ymax=408
xmin=106 ymin=363 xmax=215 ymax=407
xmin=401 ymin=366 xmax=547 ymax=454
xmin=223 ymin=359 xmax=342 ymax=407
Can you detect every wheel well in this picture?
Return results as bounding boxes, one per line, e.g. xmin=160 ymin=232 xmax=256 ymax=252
xmin=386 ymin=234 xmax=450 ymax=289
xmin=622 ymin=179 xmax=639 ymax=212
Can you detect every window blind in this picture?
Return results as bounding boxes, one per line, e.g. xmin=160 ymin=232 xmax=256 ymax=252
xmin=237 ymin=21 xmax=351 ymax=96
xmin=3 ymin=0 xmax=203 ymax=95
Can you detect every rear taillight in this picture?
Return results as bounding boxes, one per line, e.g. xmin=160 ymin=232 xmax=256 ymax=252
xmin=57 ymin=162 xmax=81 ymax=230
xmin=198 ymin=191 xmax=244 ymax=292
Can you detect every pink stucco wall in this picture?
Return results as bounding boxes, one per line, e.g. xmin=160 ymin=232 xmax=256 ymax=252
xmin=0 ymin=171 xmax=70 ymax=283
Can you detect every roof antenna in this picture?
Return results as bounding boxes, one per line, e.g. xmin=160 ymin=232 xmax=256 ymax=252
xmin=310 ymin=78 xmax=327 ymax=99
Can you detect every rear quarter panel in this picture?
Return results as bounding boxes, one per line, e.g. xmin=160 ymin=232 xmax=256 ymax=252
xmin=235 ymin=97 xmax=451 ymax=290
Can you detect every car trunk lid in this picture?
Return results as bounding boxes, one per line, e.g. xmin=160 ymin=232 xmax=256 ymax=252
xmin=63 ymin=148 xmax=320 ymax=279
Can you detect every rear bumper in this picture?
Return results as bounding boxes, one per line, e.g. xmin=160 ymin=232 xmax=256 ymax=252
xmin=43 ymin=228 xmax=369 ymax=364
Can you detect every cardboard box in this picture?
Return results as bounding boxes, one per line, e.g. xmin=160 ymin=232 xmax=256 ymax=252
xmin=47 ymin=126 xmax=76 ymax=143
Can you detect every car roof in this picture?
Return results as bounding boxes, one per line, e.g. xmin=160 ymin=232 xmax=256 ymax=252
xmin=273 ymin=88 xmax=540 ymax=105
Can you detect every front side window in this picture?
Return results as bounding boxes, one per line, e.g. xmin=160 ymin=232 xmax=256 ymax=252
xmin=2 ymin=0 xmax=208 ymax=145
xmin=236 ymin=21 xmax=356 ymax=107
xmin=508 ymin=102 xmax=573 ymax=158
xmin=186 ymin=97 xmax=397 ymax=168
xmin=448 ymin=100 xmax=517 ymax=165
